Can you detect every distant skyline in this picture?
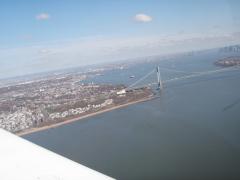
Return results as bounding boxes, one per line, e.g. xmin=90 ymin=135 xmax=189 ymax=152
xmin=0 ymin=0 xmax=240 ymax=78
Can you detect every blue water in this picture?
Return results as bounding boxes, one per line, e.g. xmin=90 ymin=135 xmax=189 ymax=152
xmin=24 ymin=50 xmax=240 ymax=179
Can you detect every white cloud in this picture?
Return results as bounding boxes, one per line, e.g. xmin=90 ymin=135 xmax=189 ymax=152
xmin=36 ymin=13 xmax=50 ymax=20
xmin=39 ymin=49 xmax=51 ymax=54
xmin=134 ymin=13 xmax=152 ymax=22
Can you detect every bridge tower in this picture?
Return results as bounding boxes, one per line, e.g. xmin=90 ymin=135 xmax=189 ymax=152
xmin=156 ymin=66 xmax=163 ymax=90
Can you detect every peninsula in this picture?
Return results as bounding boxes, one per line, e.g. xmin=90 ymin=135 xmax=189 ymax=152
xmin=0 ymin=70 xmax=154 ymax=136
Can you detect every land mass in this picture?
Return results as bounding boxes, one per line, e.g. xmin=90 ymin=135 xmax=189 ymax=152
xmin=215 ymin=56 xmax=240 ymax=67
xmin=17 ymin=95 xmax=154 ymax=136
xmin=0 ymin=69 xmax=154 ymax=135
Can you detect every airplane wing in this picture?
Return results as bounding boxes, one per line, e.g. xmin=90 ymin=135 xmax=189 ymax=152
xmin=0 ymin=129 xmax=113 ymax=180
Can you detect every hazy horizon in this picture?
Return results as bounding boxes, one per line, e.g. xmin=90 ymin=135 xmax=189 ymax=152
xmin=1 ymin=0 xmax=240 ymax=79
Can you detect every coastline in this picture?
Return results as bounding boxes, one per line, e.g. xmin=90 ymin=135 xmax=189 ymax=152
xmin=17 ymin=95 xmax=155 ymax=136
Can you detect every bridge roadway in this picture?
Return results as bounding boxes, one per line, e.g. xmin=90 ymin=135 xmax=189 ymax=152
xmin=127 ymin=65 xmax=240 ymax=90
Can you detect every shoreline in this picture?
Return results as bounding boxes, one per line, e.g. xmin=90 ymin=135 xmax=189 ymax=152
xmin=17 ymin=95 xmax=155 ymax=136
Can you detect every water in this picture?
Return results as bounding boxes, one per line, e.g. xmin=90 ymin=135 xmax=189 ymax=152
xmin=24 ymin=50 xmax=240 ymax=179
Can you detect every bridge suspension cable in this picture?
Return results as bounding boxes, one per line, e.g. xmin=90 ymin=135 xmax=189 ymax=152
xmin=158 ymin=66 xmax=201 ymax=74
xmin=126 ymin=65 xmax=240 ymax=91
xmin=163 ymin=65 xmax=240 ymax=83
xmin=126 ymin=69 xmax=155 ymax=90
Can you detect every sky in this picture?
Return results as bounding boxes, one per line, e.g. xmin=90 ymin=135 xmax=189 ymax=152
xmin=0 ymin=0 xmax=240 ymax=79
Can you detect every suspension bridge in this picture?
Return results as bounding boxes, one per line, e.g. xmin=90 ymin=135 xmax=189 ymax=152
xmin=125 ymin=64 xmax=240 ymax=91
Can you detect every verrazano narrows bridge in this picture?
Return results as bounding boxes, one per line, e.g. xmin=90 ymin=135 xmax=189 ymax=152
xmin=125 ymin=65 xmax=240 ymax=91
